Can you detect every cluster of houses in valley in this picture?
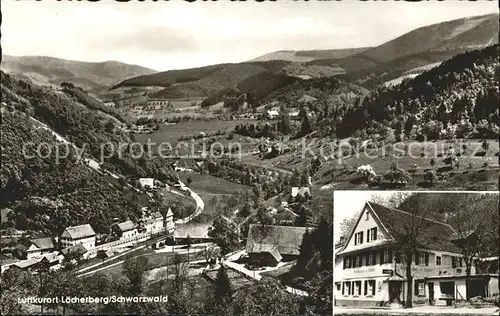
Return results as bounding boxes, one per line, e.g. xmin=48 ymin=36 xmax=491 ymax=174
xmin=1 ymin=208 xmax=175 ymax=274
xmin=334 ymin=201 xmax=499 ymax=308
xmin=129 ymin=98 xmax=203 ymax=115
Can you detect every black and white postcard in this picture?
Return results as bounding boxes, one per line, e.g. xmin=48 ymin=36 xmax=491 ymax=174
xmin=0 ymin=1 xmax=498 ymax=315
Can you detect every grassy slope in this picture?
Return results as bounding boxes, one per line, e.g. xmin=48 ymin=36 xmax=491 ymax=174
xmin=249 ymin=47 xmax=372 ymax=62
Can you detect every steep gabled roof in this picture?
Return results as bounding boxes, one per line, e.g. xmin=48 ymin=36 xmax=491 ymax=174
xmin=353 ymin=201 xmax=457 ymax=252
xmin=249 ymin=245 xmax=283 ymax=263
xmin=166 ymin=208 xmax=174 ymax=217
xmin=152 ymin=212 xmax=163 ymax=220
xmin=246 ymin=224 xmax=309 ymax=256
xmin=43 ymin=252 xmax=60 ymax=264
xmin=291 ymin=187 xmax=311 ymax=198
xmin=339 ymin=202 xmax=393 ymax=254
xmin=61 ymin=244 xmax=88 ymax=257
xmin=31 ymin=238 xmax=55 ymax=251
xmin=117 ymin=221 xmax=135 ymax=232
xmin=15 ymin=237 xmax=55 ymax=252
xmin=61 ymin=224 xmax=95 ymax=240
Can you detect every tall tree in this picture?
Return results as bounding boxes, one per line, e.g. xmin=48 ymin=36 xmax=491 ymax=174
xmin=232 ymin=278 xmax=299 ymax=316
xmin=210 ymin=265 xmax=233 ymax=316
xmin=122 ymin=256 xmax=150 ymax=295
xmin=208 ymin=215 xmax=241 ymax=255
xmin=449 ymin=193 xmax=499 ymax=301
xmin=383 ymin=193 xmax=447 ymax=308
xmin=295 ymin=230 xmax=314 ymax=274
xmin=300 ymin=108 xmax=313 ymax=136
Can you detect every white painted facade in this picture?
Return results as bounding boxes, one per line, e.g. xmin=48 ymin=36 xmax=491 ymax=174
xmin=335 ymin=202 xmax=497 ymax=307
xmin=121 ymin=228 xmax=137 ymax=240
xmin=60 ymin=235 xmax=96 ymax=250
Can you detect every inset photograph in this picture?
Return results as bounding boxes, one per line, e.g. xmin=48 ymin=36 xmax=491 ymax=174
xmin=334 ymin=191 xmax=499 ymax=315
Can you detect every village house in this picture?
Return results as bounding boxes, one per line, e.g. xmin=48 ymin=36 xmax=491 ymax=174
xmin=152 ymin=212 xmax=165 ymax=234
xmin=112 ymin=221 xmax=137 ymax=240
xmin=132 ymin=104 xmax=144 ymax=113
xmin=245 ymin=224 xmax=310 ymax=267
xmin=147 ymin=98 xmax=170 ymax=110
xmin=138 ymin=177 xmax=160 ymax=190
xmin=334 ymin=201 xmax=499 ymax=308
xmin=139 ymin=211 xmax=165 ymax=236
xmin=103 ymin=101 xmax=116 ymax=108
xmin=265 ymin=109 xmax=280 ymax=120
xmin=10 ymin=259 xmax=42 ymax=273
xmin=60 ymin=243 xmax=89 ymax=262
xmin=42 ymin=252 xmax=63 ymax=271
xmin=273 ymin=204 xmax=299 ymax=226
xmin=165 ymin=208 xmax=175 ymax=234
xmin=291 ymin=186 xmax=312 ymax=201
xmin=60 ymin=224 xmax=96 ymax=250
xmin=14 ymin=237 xmax=55 ymax=260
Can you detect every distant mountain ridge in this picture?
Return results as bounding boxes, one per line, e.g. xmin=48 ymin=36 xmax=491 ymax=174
xmin=314 ymin=13 xmax=499 ymax=88
xmin=113 ymin=13 xmax=498 ymax=99
xmin=249 ymin=47 xmax=372 ymax=62
xmin=1 ymin=55 xmax=157 ymax=92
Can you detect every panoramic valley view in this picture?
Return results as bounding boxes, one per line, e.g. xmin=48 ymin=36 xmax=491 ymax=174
xmin=0 ymin=1 xmax=499 ymax=315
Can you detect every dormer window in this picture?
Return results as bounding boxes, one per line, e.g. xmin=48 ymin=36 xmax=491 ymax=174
xmin=355 ymin=232 xmax=364 ymax=245
xmin=367 ymin=227 xmax=377 ymax=242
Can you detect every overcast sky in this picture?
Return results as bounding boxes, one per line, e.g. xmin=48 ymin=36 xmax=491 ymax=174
xmin=333 ymin=191 xmax=395 ymax=243
xmin=3 ymin=1 xmax=498 ymax=71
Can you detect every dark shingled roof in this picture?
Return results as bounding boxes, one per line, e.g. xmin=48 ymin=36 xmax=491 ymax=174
xmin=248 ymin=245 xmax=283 ymax=263
xmin=367 ymin=201 xmax=458 ymax=252
xmin=152 ymin=212 xmax=163 ymax=220
xmin=61 ymin=244 xmax=88 ymax=257
xmin=15 ymin=237 xmax=55 ymax=252
xmin=246 ymin=224 xmax=309 ymax=256
xmin=31 ymin=238 xmax=55 ymax=251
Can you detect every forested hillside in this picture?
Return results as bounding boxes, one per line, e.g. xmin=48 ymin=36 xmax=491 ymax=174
xmin=0 ymin=109 xmax=147 ymax=235
xmin=201 ymin=72 xmax=301 ymax=108
xmin=113 ymin=60 xmax=294 ymax=99
xmin=336 ymin=44 xmax=499 ymax=140
xmin=1 ymin=71 xmax=177 ymax=182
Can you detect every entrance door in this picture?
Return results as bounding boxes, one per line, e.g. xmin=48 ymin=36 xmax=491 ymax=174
xmin=389 ymin=281 xmax=403 ymax=303
xmin=428 ymin=282 xmax=435 ymax=305
xmin=469 ymin=279 xmax=486 ymax=298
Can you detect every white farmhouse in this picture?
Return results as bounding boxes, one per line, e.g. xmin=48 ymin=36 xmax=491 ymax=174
xmin=115 ymin=221 xmax=137 ymax=240
xmin=152 ymin=212 xmax=165 ymax=234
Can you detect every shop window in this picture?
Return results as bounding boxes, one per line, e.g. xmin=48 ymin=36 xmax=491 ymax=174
xmin=415 ymin=280 xmax=426 ymax=296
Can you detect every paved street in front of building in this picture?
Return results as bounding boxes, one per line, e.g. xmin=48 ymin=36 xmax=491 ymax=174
xmin=335 ymin=306 xmax=499 ymax=315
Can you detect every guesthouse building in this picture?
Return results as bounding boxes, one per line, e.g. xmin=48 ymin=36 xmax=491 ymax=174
xmin=335 ymin=201 xmax=499 ymax=307
xmin=60 ymin=224 xmax=96 ymax=250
